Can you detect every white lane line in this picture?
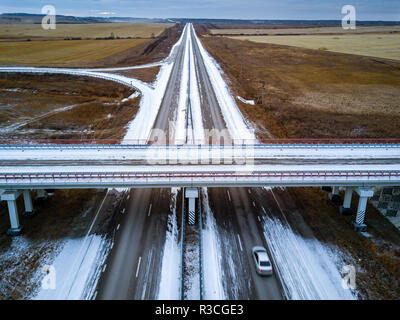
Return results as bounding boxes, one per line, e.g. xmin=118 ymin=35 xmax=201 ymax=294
xmin=116 ymin=223 xmax=120 ymax=231
xmin=127 ymin=194 xmax=130 ymax=200
xmin=136 ymin=256 xmax=142 ymax=278
xmin=237 ymin=234 xmax=243 ymax=252
xmin=121 ymin=208 xmax=126 ymax=214
xmin=147 ymin=204 xmax=152 ymax=217
xmin=92 ymin=290 xmax=98 ymax=300
xmin=252 ymin=201 xmax=256 ymax=208
xmin=248 ymin=189 xmax=251 ymax=194
xmin=102 ymin=264 xmax=107 ymax=273
xmin=261 ymin=206 xmax=267 ymax=214
xmin=227 ymin=190 xmax=231 ymax=202
xmin=257 ymin=216 xmax=261 ymax=222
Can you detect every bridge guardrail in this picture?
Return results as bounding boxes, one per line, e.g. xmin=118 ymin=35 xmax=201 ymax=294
xmin=1 ymin=170 xmax=400 ymax=185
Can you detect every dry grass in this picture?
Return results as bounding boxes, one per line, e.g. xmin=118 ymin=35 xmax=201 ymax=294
xmin=210 ymin=26 xmax=400 ymax=36
xmin=201 ymin=36 xmax=400 ymax=139
xmin=0 ymin=23 xmax=173 ymax=40
xmin=0 ymin=73 xmax=140 ymax=141
xmin=106 ymin=66 xmax=161 ymax=83
xmin=231 ymin=34 xmax=400 ymax=61
xmin=0 ymin=39 xmax=150 ymax=65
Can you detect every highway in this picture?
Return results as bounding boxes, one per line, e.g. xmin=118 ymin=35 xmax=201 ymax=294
xmin=94 ymin=26 xmax=192 ymax=300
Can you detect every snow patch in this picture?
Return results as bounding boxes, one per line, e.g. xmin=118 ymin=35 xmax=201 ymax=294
xmin=262 ymin=217 xmax=356 ymax=300
xmin=157 ymin=188 xmax=181 ymax=300
xmin=236 ymin=96 xmax=255 ymax=105
xmin=201 ymin=187 xmax=226 ymax=299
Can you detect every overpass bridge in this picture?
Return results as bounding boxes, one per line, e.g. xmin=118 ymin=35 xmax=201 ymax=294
xmin=1 ymin=141 xmax=400 ymax=235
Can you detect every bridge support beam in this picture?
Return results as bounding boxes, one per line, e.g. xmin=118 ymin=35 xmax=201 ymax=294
xmin=329 ymin=186 xmax=341 ymax=205
xmin=352 ymin=188 xmax=374 ymax=232
xmin=22 ymin=190 xmax=36 ymax=218
xmin=1 ymin=191 xmax=23 ymax=236
xmin=340 ymin=187 xmax=354 ymax=215
xmin=185 ymin=188 xmax=199 ymax=225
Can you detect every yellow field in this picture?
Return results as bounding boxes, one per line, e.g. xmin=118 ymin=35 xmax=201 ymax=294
xmin=0 ymin=22 xmax=173 ymax=39
xmin=0 ymin=39 xmax=150 ymax=64
xmin=211 ymin=26 xmax=400 ymax=35
xmin=231 ymin=34 xmax=400 ymax=61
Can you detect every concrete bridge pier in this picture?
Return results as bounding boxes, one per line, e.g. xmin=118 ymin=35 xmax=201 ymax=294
xmin=329 ymin=186 xmax=341 ymax=204
xmin=1 ymin=191 xmax=23 ymax=236
xmin=352 ymin=188 xmax=374 ymax=232
xmin=185 ymin=188 xmax=199 ymax=225
xmin=340 ymin=187 xmax=354 ymax=215
xmin=22 ymin=190 xmax=36 ymax=218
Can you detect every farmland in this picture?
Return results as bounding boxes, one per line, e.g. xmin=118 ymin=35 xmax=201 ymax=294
xmin=0 ymin=22 xmax=174 ymax=40
xmin=200 ymin=34 xmax=400 ymax=139
xmin=0 ymin=39 xmax=150 ymax=65
xmin=209 ymin=25 xmax=400 ymax=36
xmin=230 ymin=34 xmax=400 ymax=61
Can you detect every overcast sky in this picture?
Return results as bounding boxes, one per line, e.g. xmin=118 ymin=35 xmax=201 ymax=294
xmin=0 ymin=0 xmax=399 ymax=20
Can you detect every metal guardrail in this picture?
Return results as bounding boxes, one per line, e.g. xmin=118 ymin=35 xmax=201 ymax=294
xmin=198 ymin=192 xmax=204 ymax=300
xmin=1 ymin=170 xmax=400 ymax=186
xmin=180 ymin=189 xmax=186 ymax=300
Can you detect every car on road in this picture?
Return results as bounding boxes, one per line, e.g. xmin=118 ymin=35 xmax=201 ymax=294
xmin=252 ymin=246 xmax=273 ymax=276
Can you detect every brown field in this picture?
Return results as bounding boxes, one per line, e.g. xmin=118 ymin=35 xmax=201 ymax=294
xmin=0 ymin=23 xmax=174 ymax=40
xmin=200 ymin=36 xmax=400 ymax=139
xmin=210 ymin=26 xmax=400 ymax=36
xmin=0 ymin=23 xmax=183 ymax=68
xmin=230 ymin=34 xmax=400 ymax=61
xmin=0 ymin=73 xmax=140 ymax=141
xmin=0 ymin=39 xmax=150 ymax=65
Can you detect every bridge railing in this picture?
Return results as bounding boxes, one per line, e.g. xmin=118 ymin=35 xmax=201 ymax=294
xmin=1 ymin=170 xmax=400 ymax=185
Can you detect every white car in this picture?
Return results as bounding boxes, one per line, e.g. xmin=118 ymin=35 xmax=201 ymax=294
xmin=252 ymin=246 xmax=273 ymax=276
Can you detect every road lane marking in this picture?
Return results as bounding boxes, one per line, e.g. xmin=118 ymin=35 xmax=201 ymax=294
xmin=127 ymin=194 xmax=130 ymax=200
xmin=237 ymin=234 xmax=243 ymax=252
xmin=102 ymin=264 xmax=107 ymax=273
xmin=248 ymin=189 xmax=251 ymax=194
xmin=227 ymin=190 xmax=231 ymax=202
xmin=252 ymin=201 xmax=256 ymax=208
xmin=116 ymin=223 xmax=120 ymax=231
xmin=121 ymin=208 xmax=125 ymax=214
xmin=261 ymin=206 xmax=267 ymax=214
xmin=148 ymin=204 xmax=152 ymax=217
xmin=93 ymin=290 xmax=98 ymax=300
xmin=136 ymin=256 xmax=142 ymax=278
xmin=257 ymin=216 xmax=261 ymax=222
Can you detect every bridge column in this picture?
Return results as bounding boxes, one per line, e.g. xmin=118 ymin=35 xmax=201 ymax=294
xmin=1 ymin=191 xmax=23 ymax=236
xmin=352 ymin=188 xmax=374 ymax=232
xmin=329 ymin=186 xmax=341 ymax=204
xmin=340 ymin=187 xmax=354 ymax=215
xmin=22 ymin=190 xmax=36 ymax=218
xmin=36 ymin=189 xmax=48 ymax=199
xmin=185 ymin=188 xmax=199 ymax=225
